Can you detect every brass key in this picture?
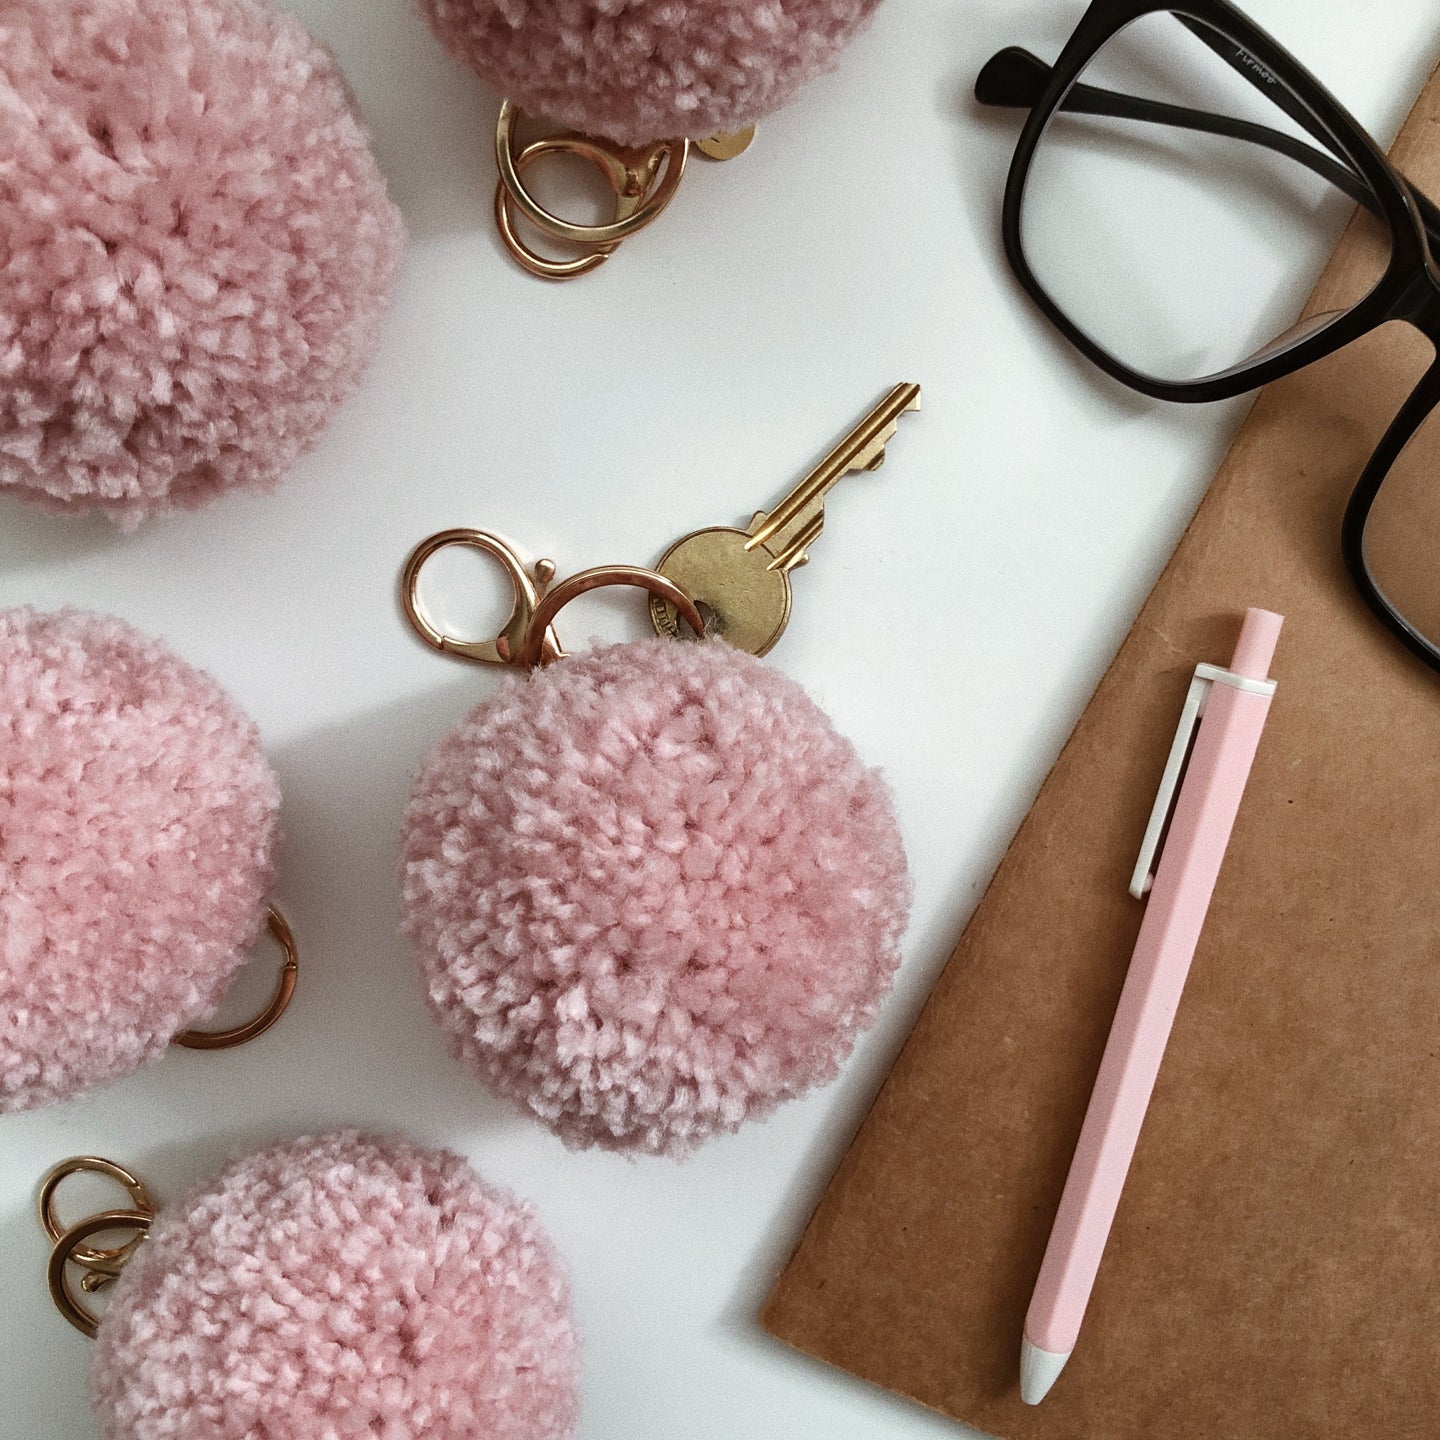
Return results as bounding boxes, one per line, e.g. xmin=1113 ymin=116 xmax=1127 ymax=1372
xmin=649 ymin=383 xmax=921 ymax=655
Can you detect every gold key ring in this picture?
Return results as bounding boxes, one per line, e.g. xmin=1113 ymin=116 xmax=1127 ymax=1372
xmin=39 ymin=1157 xmax=155 ymax=1269
xmin=510 ymin=565 xmax=706 ymax=668
xmin=494 ymin=100 xmax=688 ymax=250
xmin=172 ymin=905 xmax=298 ymax=1051
xmin=48 ymin=1210 xmax=154 ymax=1338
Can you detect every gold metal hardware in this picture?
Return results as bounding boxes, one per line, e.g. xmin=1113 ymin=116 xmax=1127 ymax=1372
xmin=401 ymin=528 xmax=563 ymax=666
xmin=172 ymin=905 xmax=298 ymax=1051
xmin=493 ymin=100 xmax=754 ymax=280
xmin=401 ymin=531 xmax=704 ymax=669
xmin=401 ymin=387 xmax=919 ymax=665
xmin=48 ymin=1211 xmax=153 ymax=1337
xmin=39 ymin=1157 xmax=154 ymax=1267
xmin=495 ymin=100 xmax=685 ymax=247
xmin=494 ymin=135 xmax=658 ymax=280
xmin=511 ymin=565 xmax=704 ymax=668
xmin=39 ymin=1157 xmax=158 ymax=1337
xmin=695 ymin=126 xmax=756 ymax=162
xmin=650 ymin=383 xmax=923 ymax=655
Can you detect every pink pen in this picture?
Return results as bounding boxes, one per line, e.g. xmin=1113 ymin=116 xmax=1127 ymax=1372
xmin=1020 ymin=608 xmax=1284 ymax=1405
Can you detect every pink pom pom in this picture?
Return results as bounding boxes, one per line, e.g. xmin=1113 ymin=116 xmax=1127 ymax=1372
xmin=91 ymin=1130 xmax=580 ymax=1440
xmin=421 ymin=0 xmax=883 ymax=146
xmin=0 ymin=0 xmax=405 ymax=528
xmin=0 ymin=609 xmax=279 ymax=1112
xmin=401 ymin=639 xmax=910 ymax=1157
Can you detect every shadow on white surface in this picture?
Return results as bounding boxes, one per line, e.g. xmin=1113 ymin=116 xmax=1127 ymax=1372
xmin=0 ymin=496 xmax=127 ymax=577
xmin=297 ymin=0 xmax=509 ymax=253
xmin=0 ymin=1192 xmax=96 ymax=1438
xmin=265 ymin=677 xmax=529 ymax=1138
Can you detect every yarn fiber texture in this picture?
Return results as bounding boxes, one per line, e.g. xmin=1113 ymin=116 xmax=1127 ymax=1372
xmin=0 ymin=608 xmax=279 ymax=1112
xmin=0 ymin=0 xmax=405 ymax=528
xmin=401 ymin=638 xmax=910 ymax=1157
xmin=91 ymin=1130 xmax=580 ymax=1440
xmin=422 ymin=0 xmax=882 ymax=146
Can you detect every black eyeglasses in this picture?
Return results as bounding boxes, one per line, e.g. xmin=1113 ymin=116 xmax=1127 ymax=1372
xmin=976 ymin=0 xmax=1440 ymax=676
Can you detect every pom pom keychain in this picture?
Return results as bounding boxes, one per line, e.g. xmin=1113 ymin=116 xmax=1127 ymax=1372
xmin=36 ymin=1132 xmax=580 ymax=1440
xmin=398 ymin=408 xmax=914 ymax=1156
xmin=0 ymin=0 xmax=405 ymax=527
xmin=419 ymin=0 xmax=882 ymax=278
xmin=0 ymin=609 xmax=299 ymax=1113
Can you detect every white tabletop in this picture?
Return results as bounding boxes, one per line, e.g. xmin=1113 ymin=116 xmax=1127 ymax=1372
xmin=4 ymin=1 xmax=1436 ymax=1436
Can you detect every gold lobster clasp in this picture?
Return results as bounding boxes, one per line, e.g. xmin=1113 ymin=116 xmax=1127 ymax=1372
xmin=401 ymin=528 xmax=564 ymax=667
xmin=401 ymin=529 xmax=704 ymax=669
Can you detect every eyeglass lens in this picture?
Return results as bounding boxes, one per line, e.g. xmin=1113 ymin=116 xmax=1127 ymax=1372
xmin=1019 ymin=11 xmax=1393 ymax=384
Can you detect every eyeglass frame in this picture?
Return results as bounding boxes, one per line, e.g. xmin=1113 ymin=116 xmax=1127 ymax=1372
xmin=978 ymin=0 xmax=1440 ymax=675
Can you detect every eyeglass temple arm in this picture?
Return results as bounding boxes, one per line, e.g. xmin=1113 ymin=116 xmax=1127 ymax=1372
xmin=1173 ymin=17 xmax=1440 ymax=243
xmin=976 ymin=48 xmax=1440 ymax=247
xmin=1171 ymin=16 xmax=1354 ymax=167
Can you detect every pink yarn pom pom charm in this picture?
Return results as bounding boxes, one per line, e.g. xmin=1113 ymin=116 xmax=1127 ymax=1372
xmin=423 ymin=0 xmax=883 ymax=146
xmin=399 ymin=540 xmax=911 ymax=1156
xmin=0 ymin=0 xmax=405 ymax=528
xmin=0 ymin=608 xmax=293 ymax=1113
xmin=40 ymin=1131 xmax=580 ymax=1440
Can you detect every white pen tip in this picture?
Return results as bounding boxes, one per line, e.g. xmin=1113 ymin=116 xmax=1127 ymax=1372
xmin=1019 ymin=1337 xmax=1069 ymax=1404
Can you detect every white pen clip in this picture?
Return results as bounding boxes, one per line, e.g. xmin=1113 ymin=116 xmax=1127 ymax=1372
xmin=1129 ymin=663 xmax=1279 ymax=900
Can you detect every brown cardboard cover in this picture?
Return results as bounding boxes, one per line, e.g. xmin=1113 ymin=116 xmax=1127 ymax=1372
xmin=762 ymin=65 xmax=1440 ymax=1440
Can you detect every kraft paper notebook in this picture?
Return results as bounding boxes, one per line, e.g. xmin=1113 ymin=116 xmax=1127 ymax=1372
xmin=762 ymin=61 xmax=1440 ymax=1440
